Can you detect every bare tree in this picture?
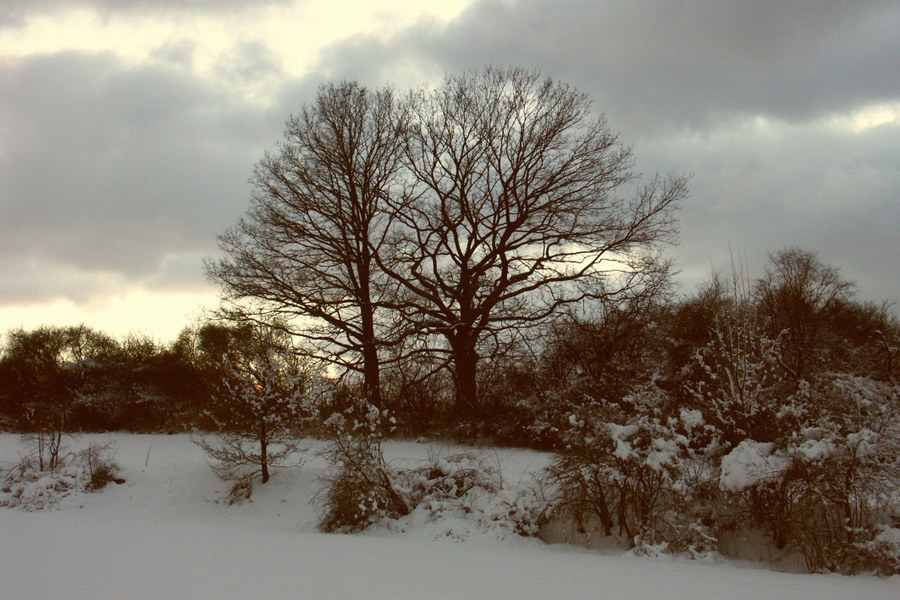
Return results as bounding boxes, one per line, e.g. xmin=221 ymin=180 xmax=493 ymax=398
xmin=208 ymin=82 xmax=406 ymax=406
xmin=381 ymin=67 xmax=685 ymax=417
xmin=755 ymin=248 xmax=854 ymax=380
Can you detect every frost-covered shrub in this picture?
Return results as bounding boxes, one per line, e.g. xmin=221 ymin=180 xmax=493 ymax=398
xmin=1 ymin=440 xmax=122 ymax=510
xmin=197 ymin=326 xmax=321 ymax=491
xmin=715 ymin=375 xmax=900 ymax=573
xmin=686 ymin=313 xmax=797 ymax=447
xmin=399 ymin=451 xmax=548 ymax=540
xmin=631 ymin=514 xmax=719 ymax=559
xmin=544 ymin=386 xmax=713 ymax=554
xmin=1 ymin=458 xmax=80 ymax=511
xmin=781 ymin=376 xmax=900 ymax=573
xmin=78 ymin=441 xmax=124 ymax=491
xmin=855 ymin=525 xmax=900 ymax=575
xmin=315 ymin=402 xmax=412 ymax=532
xmin=315 ymin=405 xmax=549 ymax=538
xmin=195 ymin=433 xmax=304 ymax=491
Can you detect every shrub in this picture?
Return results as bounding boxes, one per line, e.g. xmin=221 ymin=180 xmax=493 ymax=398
xmin=400 ymin=450 xmax=547 ymax=540
xmin=315 ymin=401 xmax=411 ymax=532
xmin=195 ymin=432 xmax=304 ymax=499
xmin=544 ymin=384 xmax=723 ymax=557
xmin=715 ymin=375 xmax=900 ymax=573
xmin=78 ymin=441 xmax=124 ymax=491
xmin=1 ymin=439 xmax=122 ymax=510
xmin=315 ymin=401 xmax=549 ymax=538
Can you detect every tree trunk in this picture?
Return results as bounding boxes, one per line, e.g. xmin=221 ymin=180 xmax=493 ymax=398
xmin=259 ymin=423 xmax=269 ymax=484
xmin=450 ymin=333 xmax=479 ymax=421
xmin=360 ymin=306 xmax=382 ymax=408
xmin=358 ymin=252 xmax=382 ymax=408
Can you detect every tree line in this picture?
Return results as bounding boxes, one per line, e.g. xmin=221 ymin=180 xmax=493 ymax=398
xmin=1 ymin=246 xmax=895 ymax=442
xmin=1 ymin=68 xmax=897 ymax=448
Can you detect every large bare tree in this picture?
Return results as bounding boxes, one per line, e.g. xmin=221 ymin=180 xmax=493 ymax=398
xmin=208 ymin=82 xmax=406 ymax=406
xmin=381 ymin=67 xmax=686 ymax=417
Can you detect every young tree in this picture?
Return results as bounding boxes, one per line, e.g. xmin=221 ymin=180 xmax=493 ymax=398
xmin=382 ymin=67 xmax=684 ymax=417
xmin=196 ymin=322 xmax=312 ymax=485
xmin=209 ymin=82 xmax=407 ymax=407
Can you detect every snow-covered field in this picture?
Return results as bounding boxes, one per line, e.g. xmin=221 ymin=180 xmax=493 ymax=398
xmin=1 ymin=434 xmax=897 ymax=600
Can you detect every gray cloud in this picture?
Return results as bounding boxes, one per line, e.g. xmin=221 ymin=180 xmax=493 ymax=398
xmin=306 ymin=0 xmax=900 ymax=306
xmin=2 ymin=0 xmax=898 ymax=318
xmin=643 ymin=119 xmax=900 ymax=303
xmin=316 ymin=0 xmax=900 ymax=136
xmin=0 ymin=51 xmax=286 ymax=303
xmin=213 ymin=42 xmax=284 ymax=88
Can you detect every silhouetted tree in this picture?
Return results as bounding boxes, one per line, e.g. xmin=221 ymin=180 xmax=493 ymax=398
xmin=381 ymin=67 xmax=685 ymax=417
xmin=756 ymin=248 xmax=854 ymax=380
xmin=209 ymin=82 xmax=407 ymax=407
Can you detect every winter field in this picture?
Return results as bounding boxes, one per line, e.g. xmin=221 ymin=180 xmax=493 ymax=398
xmin=1 ymin=433 xmax=897 ymax=600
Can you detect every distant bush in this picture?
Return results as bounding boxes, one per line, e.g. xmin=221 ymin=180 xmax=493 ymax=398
xmin=1 ymin=439 xmax=122 ymax=510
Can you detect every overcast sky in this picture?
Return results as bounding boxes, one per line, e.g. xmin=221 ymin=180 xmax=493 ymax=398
xmin=2 ymin=0 xmax=898 ymax=342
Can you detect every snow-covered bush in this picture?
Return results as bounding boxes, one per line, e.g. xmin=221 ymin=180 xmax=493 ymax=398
xmin=686 ymin=311 xmax=796 ymax=448
xmin=1 ymin=440 xmax=122 ymax=510
xmin=714 ymin=375 xmax=900 ymax=573
xmin=316 ymin=403 xmax=549 ymax=538
xmin=78 ymin=441 xmax=124 ymax=491
xmin=1 ymin=459 xmax=81 ymax=511
xmin=781 ymin=376 xmax=900 ymax=573
xmin=399 ymin=451 xmax=547 ymax=541
xmin=544 ymin=386 xmax=714 ymax=555
xmin=315 ymin=401 xmax=412 ymax=532
xmin=196 ymin=433 xmax=304 ymax=504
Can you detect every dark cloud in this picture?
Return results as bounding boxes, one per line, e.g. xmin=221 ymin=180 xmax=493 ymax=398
xmin=316 ymin=0 xmax=900 ymax=136
xmin=0 ymin=51 xmax=285 ymax=303
xmin=307 ymin=0 xmax=900 ymax=307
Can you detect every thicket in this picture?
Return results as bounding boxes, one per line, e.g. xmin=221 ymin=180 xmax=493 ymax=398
xmin=1 ymin=438 xmax=122 ymax=510
xmin=537 ymin=252 xmax=900 ymax=573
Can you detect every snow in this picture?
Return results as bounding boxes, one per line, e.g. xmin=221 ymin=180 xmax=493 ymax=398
xmin=607 ymin=422 xmax=639 ymax=460
xmin=645 ymin=434 xmax=686 ymax=471
xmin=796 ymin=437 xmax=836 ymax=462
xmin=679 ymin=407 xmax=705 ymax=432
xmin=1 ymin=434 xmax=897 ymax=599
xmin=719 ymin=439 xmax=792 ymax=492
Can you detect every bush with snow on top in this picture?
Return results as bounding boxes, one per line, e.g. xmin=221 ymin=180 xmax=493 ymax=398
xmin=1 ymin=440 xmax=122 ymax=510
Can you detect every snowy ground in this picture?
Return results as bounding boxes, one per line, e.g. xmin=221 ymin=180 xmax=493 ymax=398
xmin=1 ymin=434 xmax=897 ymax=600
